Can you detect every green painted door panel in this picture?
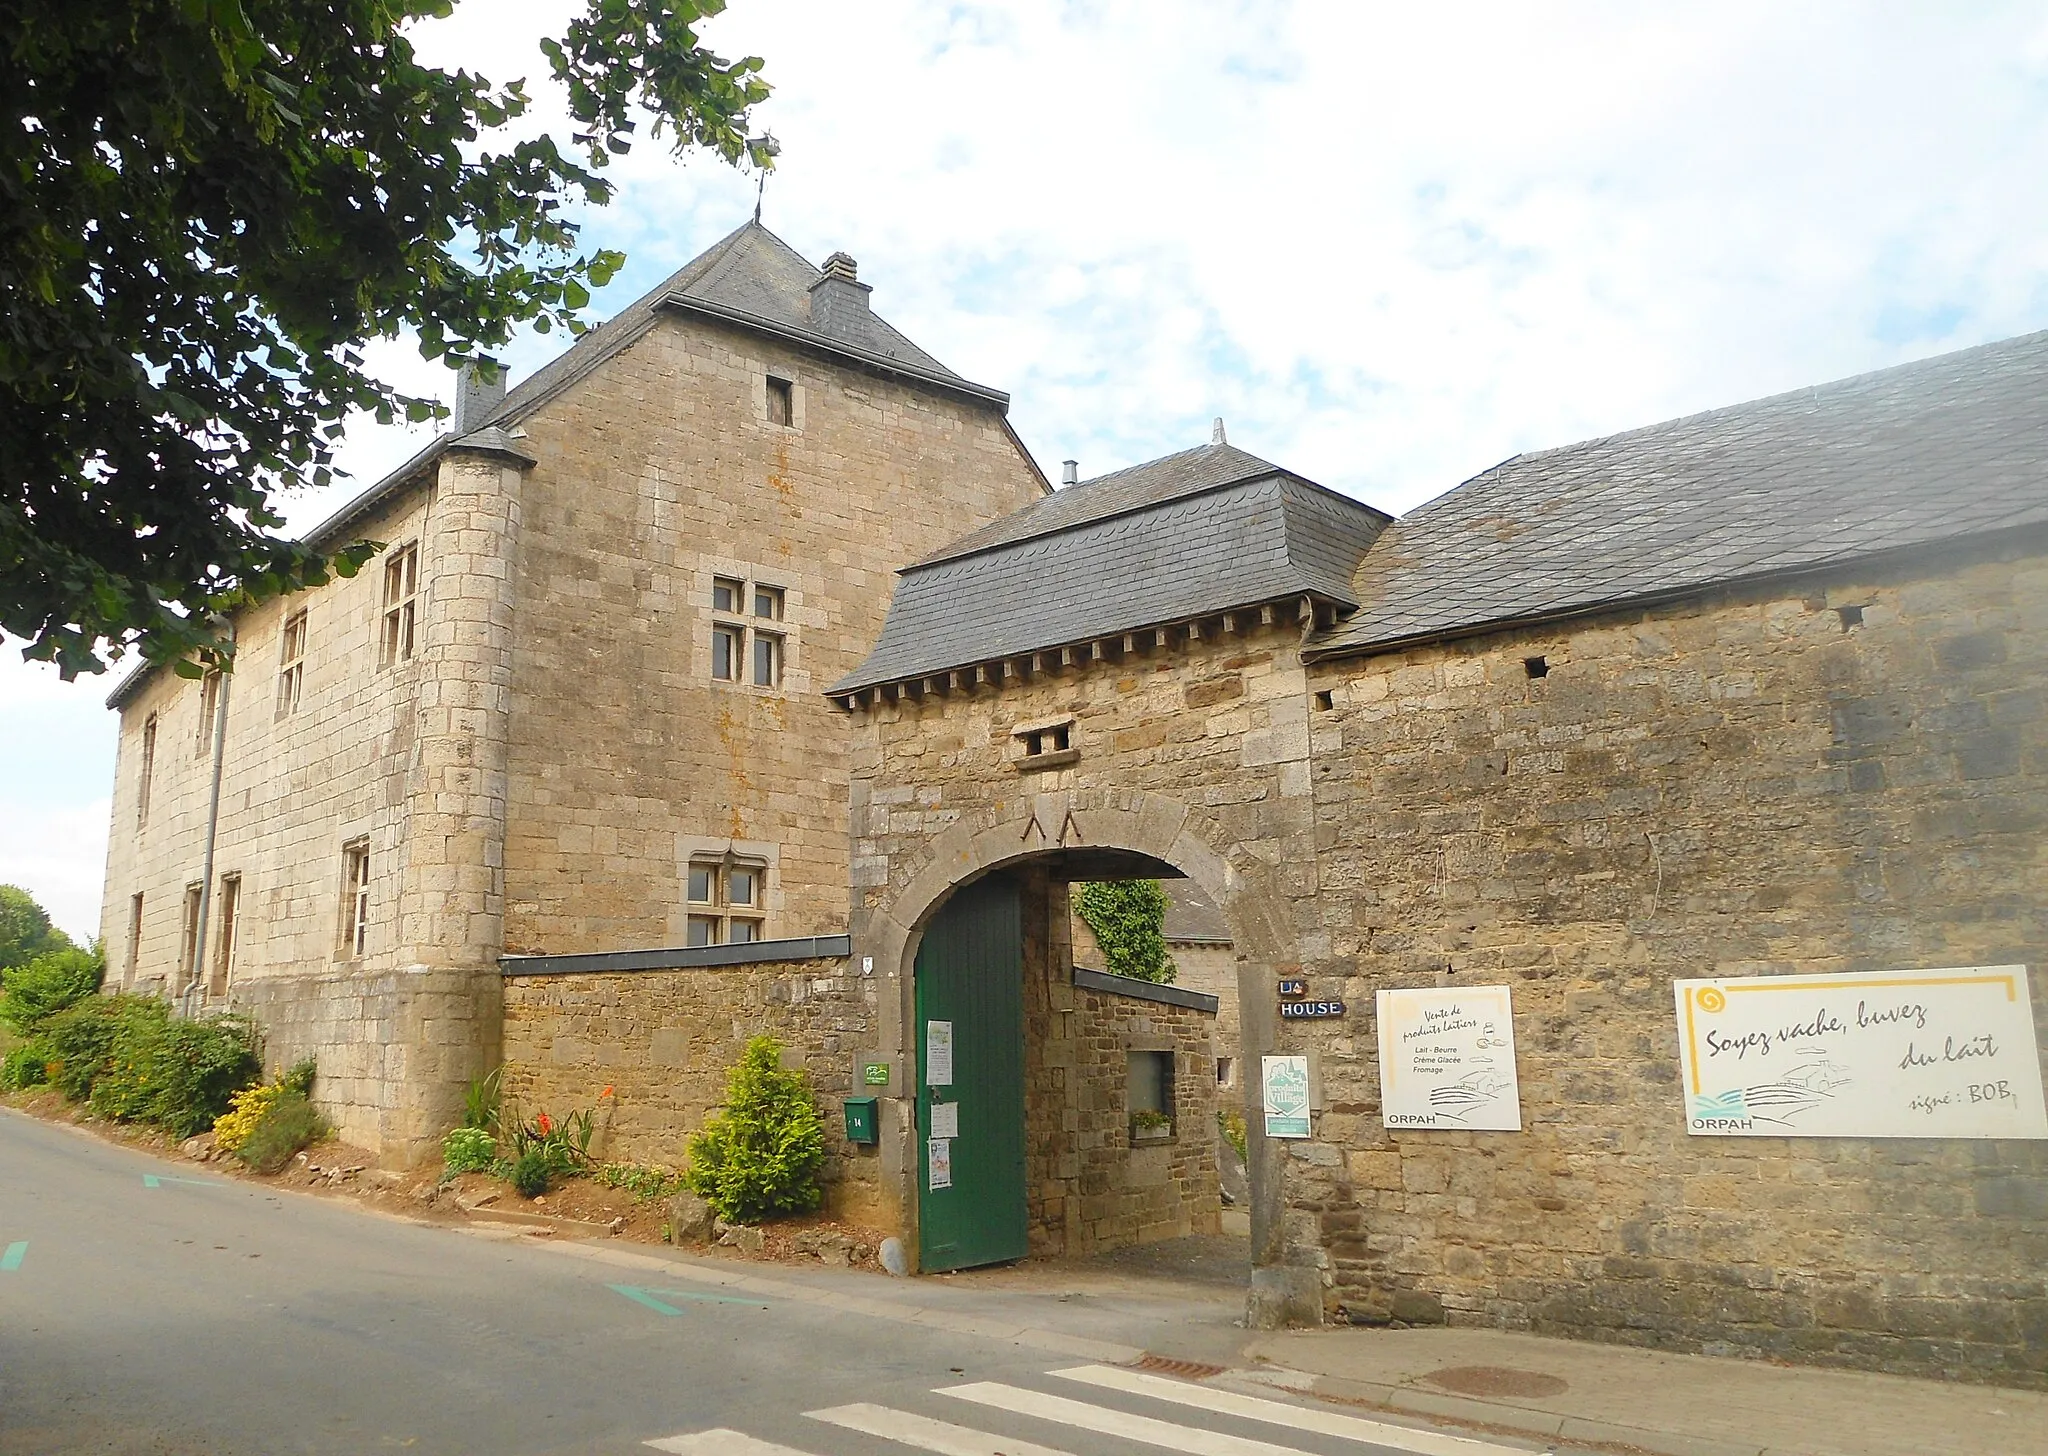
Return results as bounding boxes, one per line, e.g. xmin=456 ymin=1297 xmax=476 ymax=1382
xmin=915 ymin=875 xmax=1027 ymax=1272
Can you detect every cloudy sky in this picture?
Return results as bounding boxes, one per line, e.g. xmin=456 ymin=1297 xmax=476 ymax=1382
xmin=8 ymin=1 xmax=2048 ymax=942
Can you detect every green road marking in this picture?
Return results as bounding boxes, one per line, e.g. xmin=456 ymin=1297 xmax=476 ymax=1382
xmin=607 ymin=1283 xmax=769 ymax=1316
xmin=1 ymin=1242 xmax=24 ymax=1272
xmin=142 ymin=1174 xmax=220 ymax=1189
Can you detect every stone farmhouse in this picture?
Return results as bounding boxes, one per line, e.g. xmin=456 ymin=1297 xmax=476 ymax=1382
xmin=99 ymin=226 xmax=2048 ymax=1385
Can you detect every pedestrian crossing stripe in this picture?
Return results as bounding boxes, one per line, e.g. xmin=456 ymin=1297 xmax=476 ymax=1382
xmin=0 ymin=1241 xmax=25 ymax=1272
xmin=810 ymin=1402 xmax=1078 ymax=1456
xmin=939 ymin=1381 xmax=1331 ymax=1456
xmin=1050 ymin=1364 xmax=1526 ymax=1455
xmin=648 ymin=1367 xmax=1543 ymax=1456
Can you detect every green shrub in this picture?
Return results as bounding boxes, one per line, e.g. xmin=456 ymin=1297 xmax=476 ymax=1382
xmin=1073 ymin=880 xmax=1177 ymax=983
xmin=43 ymin=994 xmax=261 ymax=1137
xmin=594 ymin=1162 xmax=686 ymax=1201
xmin=0 ymin=946 xmax=104 ymax=1034
xmin=237 ymin=1092 xmax=328 ymax=1173
xmin=685 ymin=1035 xmax=826 ymax=1224
xmin=510 ymin=1148 xmax=552 ymax=1198
xmin=443 ymin=1125 xmax=497 ymax=1174
xmin=1 ymin=1040 xmax=48 ymax=1089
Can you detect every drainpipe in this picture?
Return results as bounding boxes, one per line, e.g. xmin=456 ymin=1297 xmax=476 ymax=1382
xmin=182 ymin=624 xmax=234 ymax=1016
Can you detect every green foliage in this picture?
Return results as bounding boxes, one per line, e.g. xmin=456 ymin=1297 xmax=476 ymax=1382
xmin=42 ymin=994 xmax=261 ymax=1137
xmin=594 ymin=1162 xmax=687 ymax=1201
xmin=213 ymin=1059 xmax=318 ymax=1153
xmin=442 ymin=1126 xmax=497 ymax=1175
xmin=1218 ymin=1107 xmax=1249 ymax=1163
xmin=510 ymin=1148 xmax=553 ymax=1198
xmin=278 ymin=1058 xmax=318 ymax=1098
xmin=463 ymin=1066 xmax=502 ymax=1132
xmin=1074 ymin=880 xmax=1178 ymax=984
xmin=685 ymin=1035 xmax=826 ymax=1224
xmin=502 ymin=1102 xmax=598 ymax=1173
xmin=0 ymin=945 xmax=103 ymax=1033
xmin=0 ymin=886 xmax=72 ymax=969
xmin=1 ymin=1041 xmax=48 ymax=1089
xmin=237 ymin=1092 xmax=329 ymax=1173
xmin=5 ymin=2 xmax=773 ymax=677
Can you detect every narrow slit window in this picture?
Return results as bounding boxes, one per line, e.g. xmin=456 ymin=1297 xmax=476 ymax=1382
xmin=382 ymin=544 xmax=419 ymax=665
xmin=210 ymin=874 xmax=240 ymax=997
xmin=194 ymin=669 xmax=222 ymax=757
xmin=277 ymin=610 xmax=308 ymax=717
xmin=179 ymin=882 xmax=203 ymax=991
xmin=125 ymin=892 xmax=144 ymax=986
xmin=341 ymin=841 xmax=371 ymax=959
xmin=766 ymin=376 xmax=794 ymax=427
xmin=137 ymin=714 xmax=157 ymax=829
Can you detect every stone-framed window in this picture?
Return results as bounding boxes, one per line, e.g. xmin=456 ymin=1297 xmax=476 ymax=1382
xmin=1128 ymin=1049 xmax=1175 ymax=1141
xmin=136 ymin=713 xmax=157 ymax=829
xmin=1011 ymin=714 xmax=1079 ymax=772
xmin=381 ymin=542 xmax=419 ymax=666
xmin=194 ymin=667 xmax=222 ymax=757
xmin=178 ymin=881 xmax=203 ymax=989
xmin=276 ymin=609 xmax=308 ymax=717
xmin=340 ymin=839 xmax=371 ymax=959
xmin=709 ymin=574 xmax=787 ymax=689
xmin=766 ymin=374 xmax=795 ymax=427
xmin=210 ymin=872 xmax=241 ymax=996
xmin=685 ymin=852 xmax=768 ymax=946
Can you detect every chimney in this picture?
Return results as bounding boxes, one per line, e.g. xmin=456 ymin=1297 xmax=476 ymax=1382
xmin=451 ymin=362 xmax=506 ymax=436
xmin=807 ymin=252 xmax=873 ymax=341
xmin=1060 ymin=460 xmax=1078 ymax=487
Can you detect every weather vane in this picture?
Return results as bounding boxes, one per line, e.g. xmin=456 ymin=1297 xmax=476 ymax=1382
xmin=748 ymin=134 xmax=781 ymax=223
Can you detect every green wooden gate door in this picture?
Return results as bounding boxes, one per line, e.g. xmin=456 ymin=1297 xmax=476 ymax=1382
xmin=915 ymin=875 xmax=1027 ymax=1272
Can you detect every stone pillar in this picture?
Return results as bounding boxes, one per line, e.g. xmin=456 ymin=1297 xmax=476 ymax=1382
xmin=383 ymin=444 xmax=526 ymax=1161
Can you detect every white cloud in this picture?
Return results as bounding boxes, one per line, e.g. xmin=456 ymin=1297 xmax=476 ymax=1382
xmin=10 ymin=0 xmax=2048 ymax=940
xmin=0 ymin=794 xmax=113 ymax=947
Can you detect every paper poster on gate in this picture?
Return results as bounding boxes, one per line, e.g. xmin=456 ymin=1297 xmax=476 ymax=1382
xmin=927 ymin=1138 xmax=952 ymax=1189
xmin=1376 ymin=986 xmax=1523 ymax=1131
xmin=929 ymin=1101 xmax=959 ymax=1140
xmin=925 ymin=1020 xmax=953 ymax=1086
xmin=1674 ymin=965 xmax=2047 ymax=1139
xmin=1262 ymin=1055 xmax=1311 ymax=1138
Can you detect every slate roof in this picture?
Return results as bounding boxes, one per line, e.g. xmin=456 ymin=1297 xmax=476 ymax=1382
xmin=110 ymin=222 xmax=1011 ymax=708
xmin=1309 ymin=330 xmax=2048 ymax=659
xmin=1163 ymin=879 xmax=1231 ymax=943
xmin=835 ymin=443 xmax=1391 ymax=693
xmin=303 ymin=221 xmax=1004 ymax=555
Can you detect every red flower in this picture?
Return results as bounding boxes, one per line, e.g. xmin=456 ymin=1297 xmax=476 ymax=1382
xmin=536 ymin=1112 xmax=552 ymax=1135
xmin=600 ymin=1085 xmax=615 ymax=1099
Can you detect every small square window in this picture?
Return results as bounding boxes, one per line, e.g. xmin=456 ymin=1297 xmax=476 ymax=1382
xmin=686 ymin=915 xmax=722 ymax=947
xmin=729 ymin=918 xmax=762 ymax=944
xmin=713 ymin=577 xmax=742 ymax=614
xmin=752 ymin=631 xmax=782 ymax=687
xmin=753 ymin=585 xmax=783 ymax=620
xmin=712 ymin=623 xmax=744 ymax=682
xmin=685 ymin=856 xmax=770 ymax=947
xmin=728 ymin=866 xmax=758 ymax=908
xmin=766 ymin=376 xmax=793 ymax=427
xmin=688 ymin=865 xmax=714 ymax=903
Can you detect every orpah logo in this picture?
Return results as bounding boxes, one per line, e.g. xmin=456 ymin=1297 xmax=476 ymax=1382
xmin=1690 ymin=1088 xmax=1753 ymax=1129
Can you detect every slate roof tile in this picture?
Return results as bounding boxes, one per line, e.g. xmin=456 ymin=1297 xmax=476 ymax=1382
xmin=1309 ymin=330 xmax=2048 ymax=658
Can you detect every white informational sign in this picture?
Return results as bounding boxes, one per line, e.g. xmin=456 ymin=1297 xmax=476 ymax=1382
xmin=1262 ymin=1055 xmax=1311 ymax=1138
xmin=1376 ymin=986 xmax=1523 ymax=1131
xmin=1674 ymin=965 xmax=2048 ymax=1139
xmin=929 ymin=1101 xmax=959 ymax=1140
xmin=927 ymin=1138 xmax=952 ymax=1189
xmin=925 ymin=1020 xmax=953 ymax=1087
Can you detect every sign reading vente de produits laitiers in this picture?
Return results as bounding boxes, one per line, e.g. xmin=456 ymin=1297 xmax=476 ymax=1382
xmin=1674 ymin=965 xmax=2047 ymax=1139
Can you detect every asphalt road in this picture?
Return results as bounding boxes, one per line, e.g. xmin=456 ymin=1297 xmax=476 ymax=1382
xmin=0 ymin=1109 xmax=1537 ymax=1456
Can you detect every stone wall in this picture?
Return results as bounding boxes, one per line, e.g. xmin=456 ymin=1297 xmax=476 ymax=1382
xmin=499 ymin=311 xmax=1044 ymax=958
xmin=846 ymin=541 xmax=2048 ymax=1381
xmin=499 ymin=956 xmax=886 ymax=1222
xmin=1290 ymin=543 xmax=2048 ymax=1384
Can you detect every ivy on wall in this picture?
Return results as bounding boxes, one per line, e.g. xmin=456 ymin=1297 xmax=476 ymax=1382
xmin=1073 ymin=880 xmax=1177 ymax=984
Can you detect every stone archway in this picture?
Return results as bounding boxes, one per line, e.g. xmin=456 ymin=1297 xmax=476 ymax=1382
xmin=851 ymin=786 xmax=1318 ymax=1327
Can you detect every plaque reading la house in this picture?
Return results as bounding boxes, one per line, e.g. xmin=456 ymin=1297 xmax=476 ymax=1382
xmin=1674 ymin=965 xmax=2048 ymax=1139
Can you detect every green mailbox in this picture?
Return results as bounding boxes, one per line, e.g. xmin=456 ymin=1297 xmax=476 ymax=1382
xmin=843 ymin=1095 xmax=880 ymax=1145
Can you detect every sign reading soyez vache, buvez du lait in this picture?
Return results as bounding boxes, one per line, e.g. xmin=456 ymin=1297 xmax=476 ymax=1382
xmin=1674 ymin=965 xmax=2048 ymax=1139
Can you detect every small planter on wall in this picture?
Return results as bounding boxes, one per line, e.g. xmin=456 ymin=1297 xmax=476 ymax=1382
xmin=1130 ymin=1113 xmax=1174 ymax=1144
